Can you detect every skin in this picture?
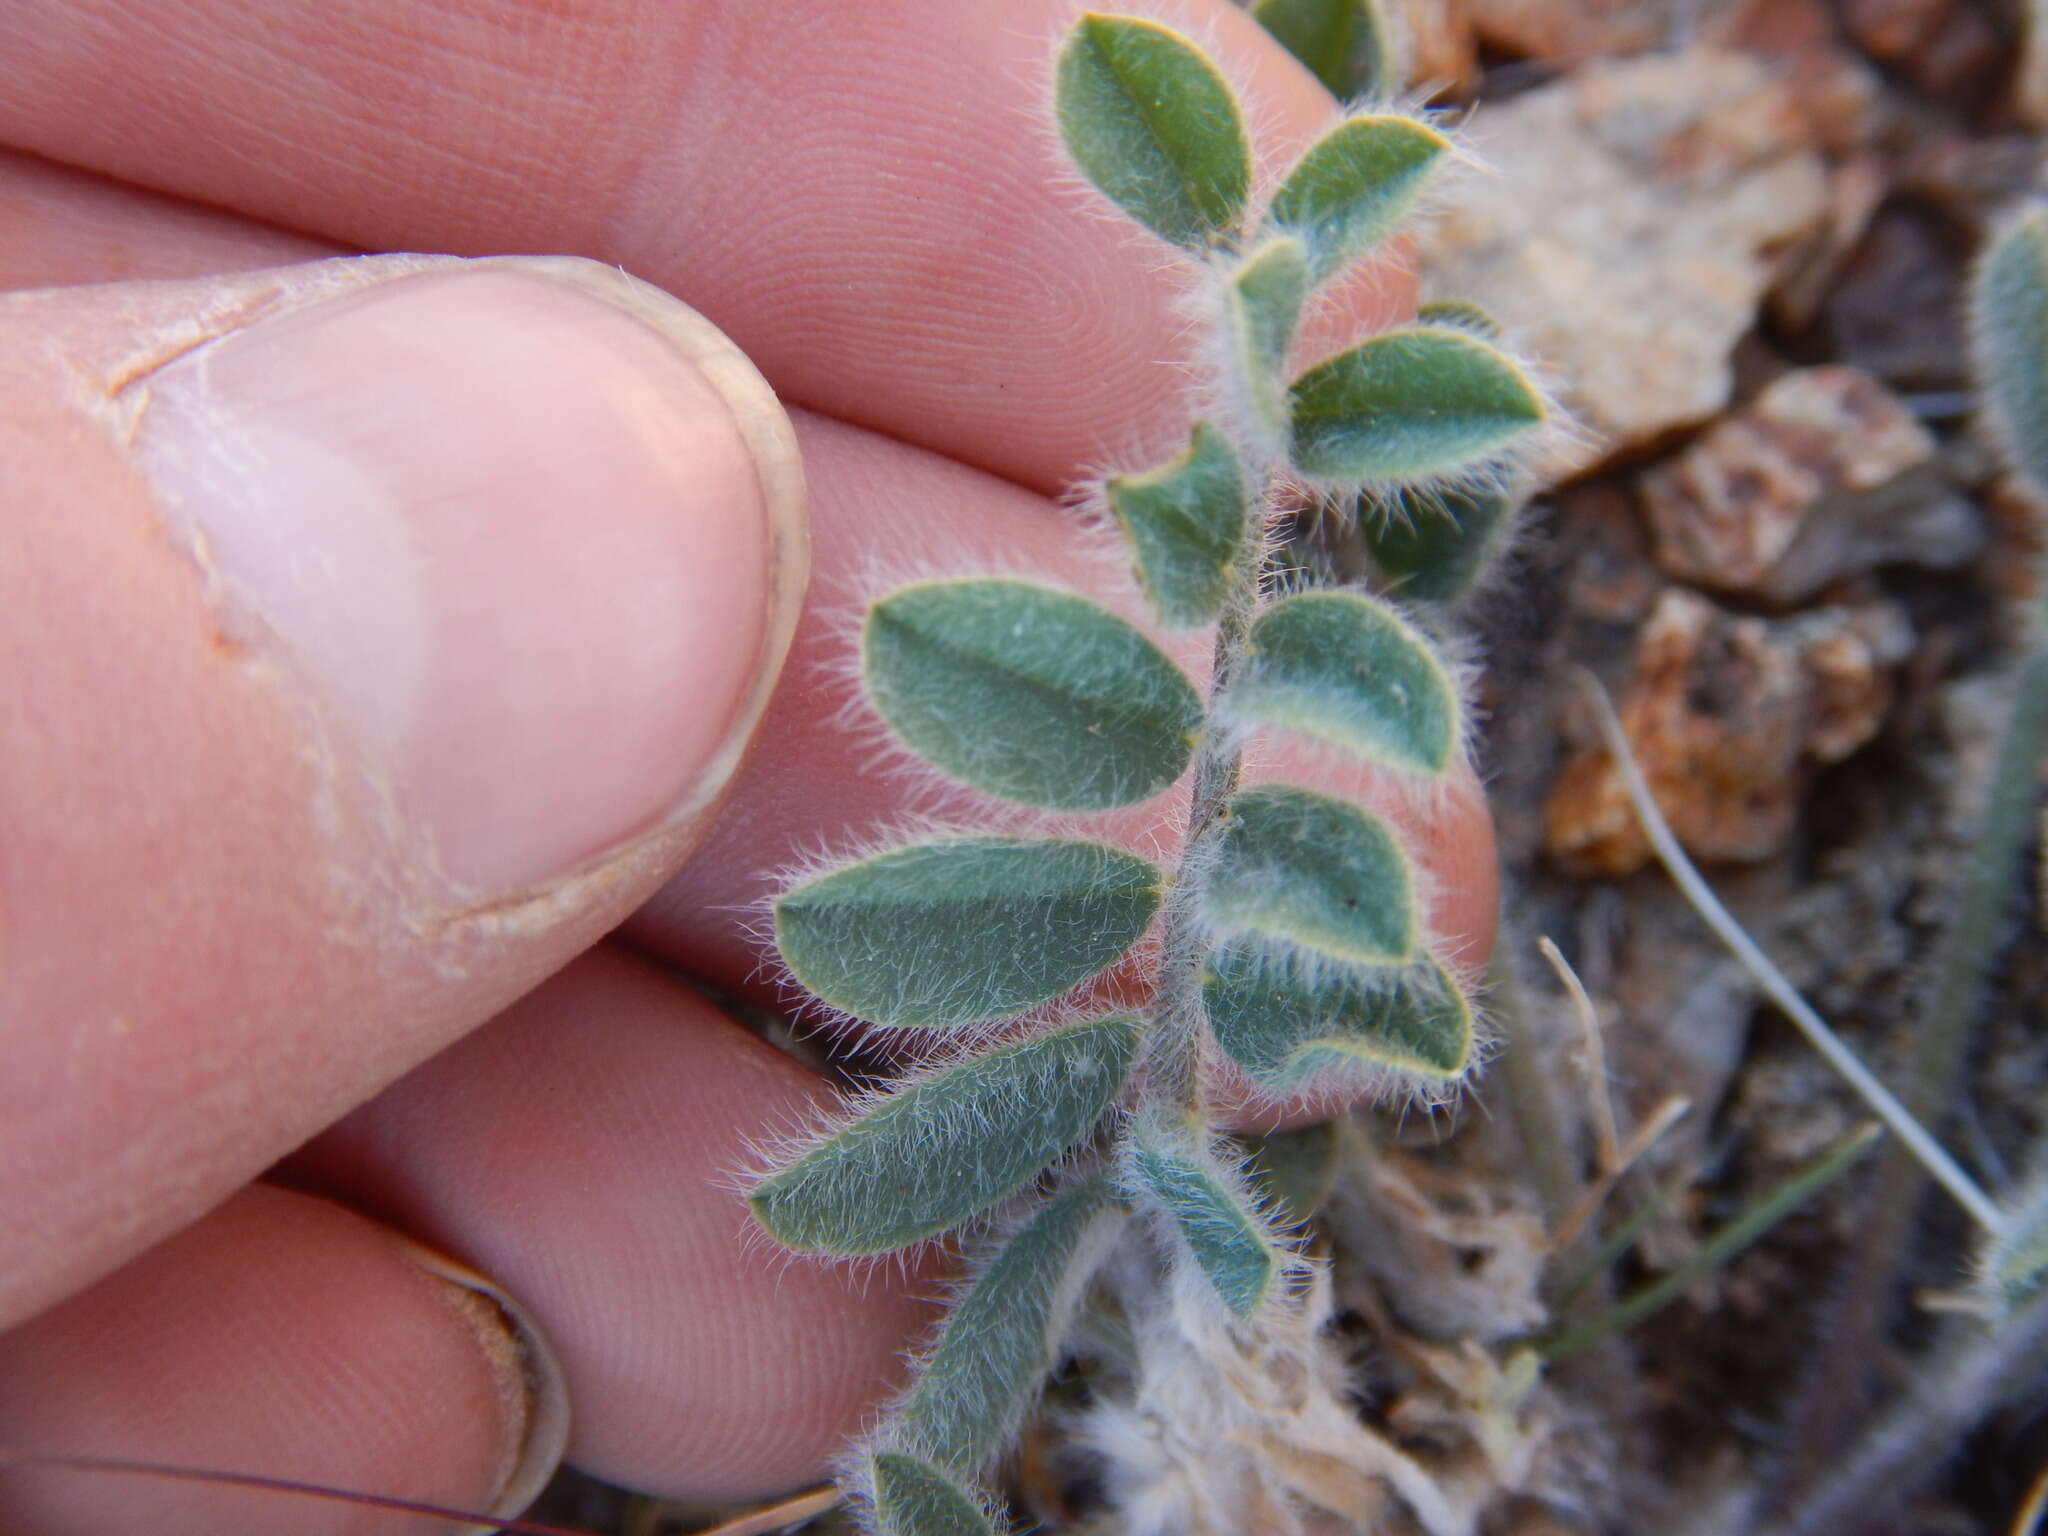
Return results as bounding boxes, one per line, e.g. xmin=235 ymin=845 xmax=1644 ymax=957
xmin=0 ymin=3 xmax=1499 ymax=1531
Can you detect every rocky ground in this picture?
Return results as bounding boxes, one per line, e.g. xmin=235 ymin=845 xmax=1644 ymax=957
xmin=535 ymin=2 xmax=2047 ymax=1531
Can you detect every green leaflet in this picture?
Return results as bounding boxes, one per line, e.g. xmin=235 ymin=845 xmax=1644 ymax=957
xmin=1055 ymin=13 xmax=1250 ymax=250
xmin=1129 ymin=1115 xmax=1283 ymax=1316
xmin=1265 ymin=115 xmax=1448 ymax=283
xmin=1204 ymin=945 xmax=1473 ymax=1085
xmin=1288 ymin=324 xmax=1545 ymax=482
xmin=1105 ymin=422 xmax=1247 ymax=627
xmin=901 ymin=1180 xmax=1123 ymax=1473
xmin=1232 ymin=589 xmax=1458 ymax=776
xmin=1204 ymin=784 xmax=1415 ymax=965
xmin=1227 ymin=236 xmax=1310 ymax=432
xmin=1363 ymin=483 xmax=1519 ymax=604
xmin=869 ymin=1453 xmax=1000 ymax=1536
xmin=864 ymin=579 xmax=1201 ymax=810
xmin=1240 ymin=1121 xmax=1341 ymax=1225
xmin=775 ymin=837 xmax=1162 ymax=1026
xmin=1251 ymin=0 xmax=1397 ymax=100
xmin=749 ymin=1019 xmax=1138 ymax=1255
xmin=1972 ymin=209 xmax=2048 ymax=494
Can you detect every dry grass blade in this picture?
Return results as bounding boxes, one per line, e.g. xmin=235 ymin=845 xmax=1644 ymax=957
xmin=1537 ymin=935 xmax=1621 ymax=1174
xmin=1573 ymin=669 xmax=2007 ymax=1237
xmin=690 ymin=1485 xmax=843 ymax=1536
xmin=1547 ymin=1093 xmax=1690 ymax=1253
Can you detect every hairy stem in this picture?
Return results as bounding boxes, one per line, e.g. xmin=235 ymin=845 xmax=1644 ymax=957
xmin=1146 ymin=542 xmax=1261 ymax=1117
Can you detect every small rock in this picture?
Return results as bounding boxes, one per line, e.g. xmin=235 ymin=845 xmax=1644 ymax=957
xmin=1840 ymin=0 xmax=1957 ymax=65
xmin=1909 ymin=0 xmax=2005 ymax=106
xmin=1463 ymin=0 xmax=1670 ymax=62
xmin=1564 ymin=483 xmax=1663 ymax=624
xmin=1700 ymin=0 xmax=1888 ymax=153
xmin=1416 ymin=50 xmax=1829 ymax=484
xmin=1639 ymin=365 xmax=1981 ymax=603
xmin=1900 ymin=135 xmax=2048 ymax=241
xmin=1840 ymin=0 xmax=2003 ymax=103
xmin=1543 ymin=588 xmax=1914 ymax=876
xmin=1390 ymin=0 xmax=1482 ymax=99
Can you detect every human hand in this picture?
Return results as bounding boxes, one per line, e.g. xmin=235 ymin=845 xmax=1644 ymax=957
xmin=0 ymin=3 xmax=1500 ymax=1530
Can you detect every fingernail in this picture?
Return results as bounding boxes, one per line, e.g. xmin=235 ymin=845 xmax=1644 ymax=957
xmin=397 ymin=1237 xmax=572 ymax=1522
xmin=134 ymin=256 xmax=806 ymax=894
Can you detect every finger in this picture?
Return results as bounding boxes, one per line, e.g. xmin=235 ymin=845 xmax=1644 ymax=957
xmin=0 ymin=254 xmax=805 ymax=1333
xmin=626 ymin=411 xmax=1500 ymax=1007
xmin=284 ymin=945 xmax=940 ymax=1503
xmin=0 ymin=148 xmax=341 ymax=292
xmin=0 ymin=1182 xmax=568 ymax=1536
xmin=0 ymin=159 xmax=1493 ymax=1024
xmin=0 ymin=0 xmax=1376 ymax=491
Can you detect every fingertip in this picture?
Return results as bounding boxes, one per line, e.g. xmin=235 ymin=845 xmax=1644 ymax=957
xmin=1 ymin=252 xmax=805 ymax=1336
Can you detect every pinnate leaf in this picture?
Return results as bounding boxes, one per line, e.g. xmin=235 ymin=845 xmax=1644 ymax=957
xmin=864 ymin=579 xmax=1201 ymax=810
xmin=1266 ymin=115 xmax=1448 ymax=282
xmin=1227 ymin=236 xmax=1310 ymax=431
xmin=1129 ymin=1114 xmax=1284 ymax=1316
xmin=1056 ymin=13 xmax=1250 ymax=250
xmin=1971 ymin=207 xmax=2048 ymax=495
xmin=1204 ymin=945 xmax=1473 ymax=1086
xmin=750 ymin=1018 xmax=1138 ymax=1254
xmin=1251 ymin=0 xmax=1397 ymax=100
xmin=869 ymin=1453 xmax=1000 ymax=1536
xmin=775 ymin=838 xmax=1162 ymax=1026
xmin=901 ymin=1179 xmax=1123 ymax=1472
xmin=1105 ymin=423 xmax=1247 ymax=627
xmin=1232 ymin=590 xmax=1458 ymax=775
xmin=1205 ymin=783 xmax=1415 ymax=964
xmin=1289 ymin=324 xmax=1544 ymax=482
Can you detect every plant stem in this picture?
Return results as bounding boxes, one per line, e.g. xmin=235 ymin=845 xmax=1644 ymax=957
xmin=1145 ymin=549 xmax=1260 ymax=1119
